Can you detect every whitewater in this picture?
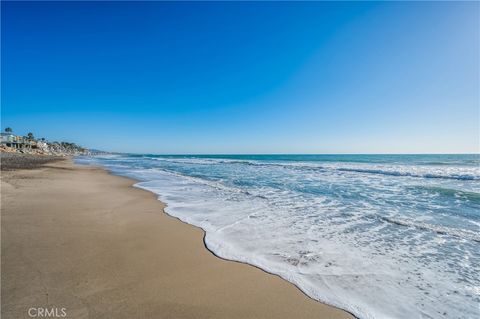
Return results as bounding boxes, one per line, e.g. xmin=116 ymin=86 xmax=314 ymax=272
xmin=76 ymin=154 xmax=480 ymax=319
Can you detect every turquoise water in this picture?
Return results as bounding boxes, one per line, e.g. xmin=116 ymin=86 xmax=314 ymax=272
xmin=77 ymin=154 xmax=480 ymax=319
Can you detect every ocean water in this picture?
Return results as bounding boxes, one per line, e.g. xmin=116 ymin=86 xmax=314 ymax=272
xmin=76 ymin=154 xmax=480 ymax=319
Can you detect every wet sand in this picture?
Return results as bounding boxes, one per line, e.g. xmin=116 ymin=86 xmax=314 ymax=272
xmin=0 ymin=153 xmax=64 ymax=170
xmin=1 ymin=159 xmax=354 ymax=319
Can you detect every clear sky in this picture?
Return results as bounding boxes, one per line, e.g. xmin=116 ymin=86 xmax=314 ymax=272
xmin=2 ymin=1 xmax=479 ymax=154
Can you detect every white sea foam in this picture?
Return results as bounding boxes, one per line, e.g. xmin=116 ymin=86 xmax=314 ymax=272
xmin=143 ymin=156 xmax=480 ymax=181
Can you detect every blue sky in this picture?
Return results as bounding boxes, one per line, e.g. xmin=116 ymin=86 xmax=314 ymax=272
xmin=2 ymin=1 xmax=478 ymax=154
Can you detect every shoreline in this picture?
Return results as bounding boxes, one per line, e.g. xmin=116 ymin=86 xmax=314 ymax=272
xmin=1 ymin=157 xmax=354 ymax=318
xmin=91 ymin=161 xmax=359 ymax=319
xmin=137 ymin=186 xmax=359 ymax=319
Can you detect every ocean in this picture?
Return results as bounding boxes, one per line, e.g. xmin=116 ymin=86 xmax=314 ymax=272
xmin=76 ymin=154 xmax=480 ymax=319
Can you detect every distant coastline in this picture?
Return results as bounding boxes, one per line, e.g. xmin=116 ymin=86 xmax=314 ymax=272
xmin=0 ymin=128 xmax=109 ymax=157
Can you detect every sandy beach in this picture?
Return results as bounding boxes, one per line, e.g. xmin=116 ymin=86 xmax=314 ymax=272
xmin=1 ymin=158 xmax=354 ymax=319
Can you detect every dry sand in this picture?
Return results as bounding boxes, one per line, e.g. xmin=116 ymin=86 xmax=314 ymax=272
xmin=1 ymin=159 xmax=354 ymax=319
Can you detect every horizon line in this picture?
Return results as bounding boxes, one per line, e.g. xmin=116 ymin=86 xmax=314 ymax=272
xmin=116 ymin=152 xmax=480 ymax=156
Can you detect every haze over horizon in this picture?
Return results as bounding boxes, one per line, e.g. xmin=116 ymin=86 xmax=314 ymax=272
xmin=2 ymin=1 xmax=479 ymax=154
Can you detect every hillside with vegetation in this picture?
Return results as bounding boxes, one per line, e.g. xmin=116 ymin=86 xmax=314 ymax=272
xmin=0 ymin=127 xmax=91 ymax=156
